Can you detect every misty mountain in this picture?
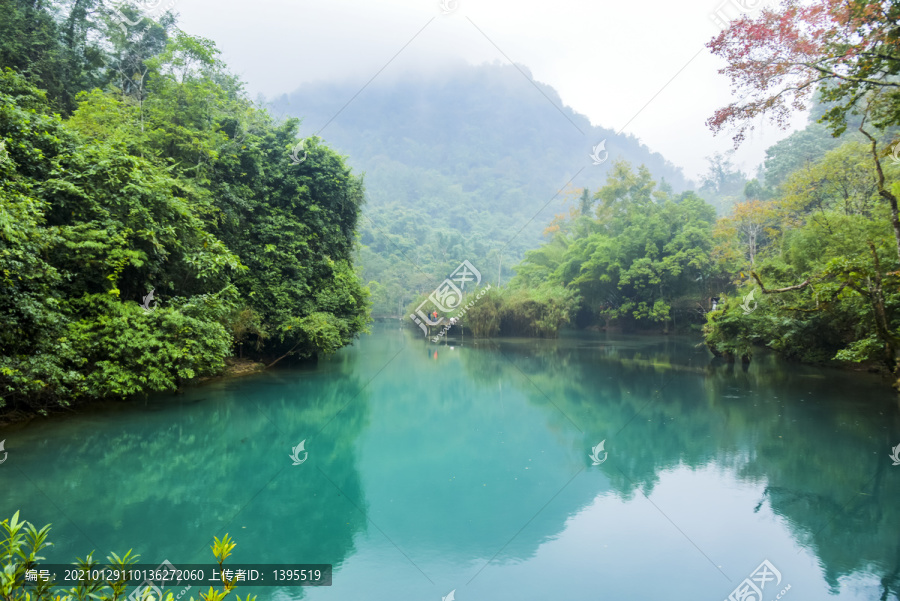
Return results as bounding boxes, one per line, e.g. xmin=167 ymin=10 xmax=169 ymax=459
xmin=270 ymin=62 xmax=691 ymax=316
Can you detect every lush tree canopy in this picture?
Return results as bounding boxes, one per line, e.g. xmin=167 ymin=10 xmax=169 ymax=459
xmin=702 ymin=0 xmax=900 ymax=385
xmin=510 ymin=162 xmax=721 ymax=333
xmin=270 ymin=65 xmax=691 ymax=318
xmin=0 ymin=0 xmax=369 ymax=413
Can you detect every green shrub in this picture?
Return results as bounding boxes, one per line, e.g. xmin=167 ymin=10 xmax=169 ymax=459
xmin=1 ymin=512 xmax=255 ymax=601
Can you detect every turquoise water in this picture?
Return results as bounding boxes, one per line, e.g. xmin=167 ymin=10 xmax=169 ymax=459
xmin=2 ymin=323 xmax=899 ymax=600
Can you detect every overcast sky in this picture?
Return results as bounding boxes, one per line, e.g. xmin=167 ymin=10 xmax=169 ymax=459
xmin=171 ymin=0 xmax=806 ymax=182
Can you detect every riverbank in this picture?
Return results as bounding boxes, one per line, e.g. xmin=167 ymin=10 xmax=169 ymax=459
xmin=0 ymin=357 xmax=267 ymax=428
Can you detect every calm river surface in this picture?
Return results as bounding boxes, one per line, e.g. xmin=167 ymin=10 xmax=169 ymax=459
xmin=2 ymin=323 xmax=899 ymax=600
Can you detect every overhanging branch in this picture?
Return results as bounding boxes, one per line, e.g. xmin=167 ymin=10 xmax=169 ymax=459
xmin=751 ymin=271 xmax=811 ymax=293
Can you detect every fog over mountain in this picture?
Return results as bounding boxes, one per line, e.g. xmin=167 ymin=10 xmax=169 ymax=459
xmin=270 ymin=62 xmax=691 ymax=316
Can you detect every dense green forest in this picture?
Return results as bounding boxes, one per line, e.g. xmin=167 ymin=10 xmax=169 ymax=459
xmin=4 ymin=0 xmax=900 ymax=417
xmin=274 ymin=29 xmax=900 ymax=389
xmin=448 ymin=103 xmax=900 ymax=385
xmin=0 ymin=0 xmax=369 ymax=415
xmin=700 ymin=0 xmax=900 ymax=388
xmin=404 ymin=95 xmax=900 ymax=384
xmin=270 ymin=65 xmax=690 ymax=317
xmin=452 ymin=0 xmax=900 ymax=390
xmin=2 ymin=0 xmax=900 ymax=598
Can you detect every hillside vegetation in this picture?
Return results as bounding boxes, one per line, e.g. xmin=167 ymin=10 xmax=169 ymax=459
xmin=477 ymin=0 xmax=900 ymax=390
xmin=0 ymin=0 xmax=369 ymax=414
xmin=271 ymin=65 xmax=689 ymax=317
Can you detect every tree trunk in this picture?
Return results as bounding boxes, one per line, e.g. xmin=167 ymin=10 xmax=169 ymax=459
xmin=267 ymin=341 xmax=303 ymax=369
xmin=859 ymin=119 xmax=900 ymax=262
